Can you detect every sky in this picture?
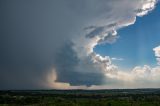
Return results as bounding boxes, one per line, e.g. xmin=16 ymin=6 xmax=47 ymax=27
xmin=95 ymin=3 xmax=160 ymax=69
xmin=0 ymin=0 xmax=160 ymax=90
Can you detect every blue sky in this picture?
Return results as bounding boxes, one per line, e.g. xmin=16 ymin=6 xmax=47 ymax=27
xmin=94 ymin=3 xmax=160 ymax=70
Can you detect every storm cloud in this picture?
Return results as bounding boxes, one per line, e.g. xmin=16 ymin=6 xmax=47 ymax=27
xmin=0 ymin=0 xmax=158 ymax=89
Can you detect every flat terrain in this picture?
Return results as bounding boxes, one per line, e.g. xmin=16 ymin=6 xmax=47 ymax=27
xmin=0 ymin=89 xmax=160 ymax=106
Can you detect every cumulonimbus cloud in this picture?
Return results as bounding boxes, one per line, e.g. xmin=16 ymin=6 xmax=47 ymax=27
xmin=0 ymin=0 xmax=159 ymax=89
xmin=49 ymin=0 xmax=160 ymax=89
xmin=49 ymin=0 xmax=159 ymax=89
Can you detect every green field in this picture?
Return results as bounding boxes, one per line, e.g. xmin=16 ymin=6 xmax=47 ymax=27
xmin=0 ymin=89 xmax=160 ymax=106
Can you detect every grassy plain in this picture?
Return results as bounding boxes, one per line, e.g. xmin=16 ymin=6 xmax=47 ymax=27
xmin=0 ymin=89 xmax=160 ymax=106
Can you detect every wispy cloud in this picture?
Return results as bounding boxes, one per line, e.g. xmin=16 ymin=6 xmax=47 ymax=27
xmin=111 ymin=57 xmax=124 ymax=61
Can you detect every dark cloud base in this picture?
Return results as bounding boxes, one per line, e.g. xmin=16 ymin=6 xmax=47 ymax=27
xmin=54 ymin=43 xmax=105 ymax=86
